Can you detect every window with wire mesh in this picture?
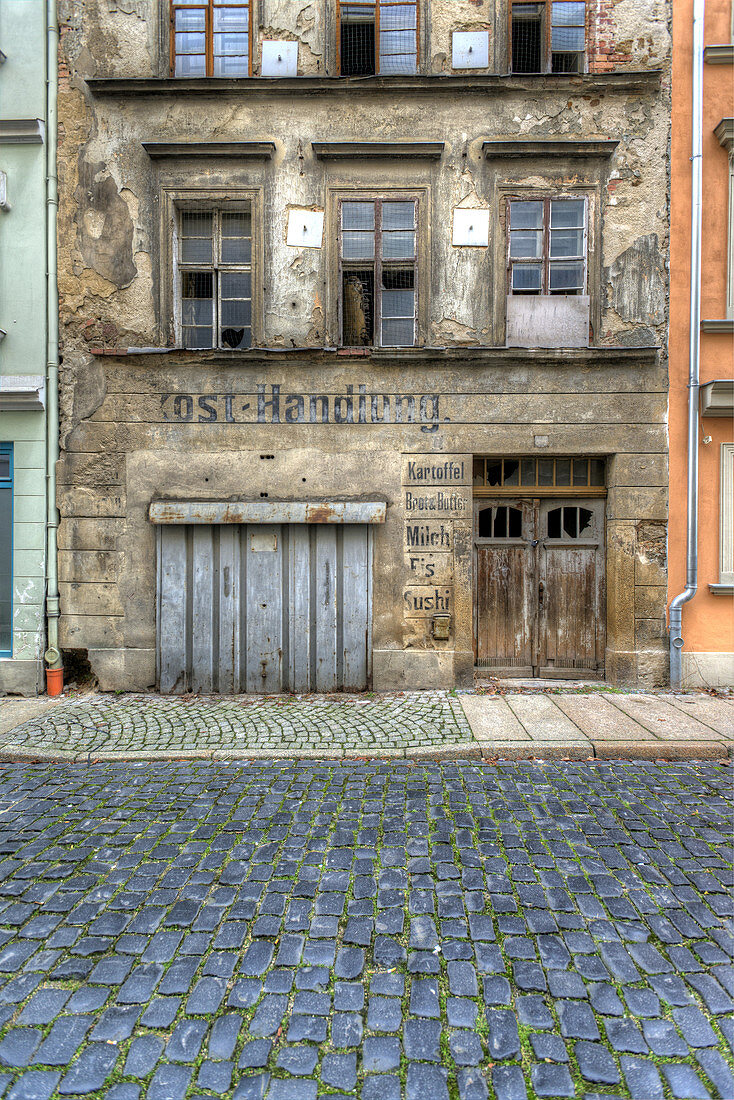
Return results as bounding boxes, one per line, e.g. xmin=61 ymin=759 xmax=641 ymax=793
xmin=338 ymin=1 xmax=418 ymax=75
xmin=510 ymin=1 xmax=585 ymax=74
xmin=339 ymin=199 xmax=417 ymax=347
xmin=508 ymin=197 xmax=586 ymax=295
xmin=171 ymin=1 xmax=251 ymax=76
xmin=178 ymin=207 xmax=252 ymax=349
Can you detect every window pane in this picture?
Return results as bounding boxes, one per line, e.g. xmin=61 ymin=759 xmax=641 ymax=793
xmin=343 ymin=202 xmax=375 ymax=230
xmin=182 ymin=297 xmax=213 ymax=325
xmin=176 ymin=8 xmax=205 ymax=31
xmin=538 ymin=459 xmax=554 ymax=486
xmin=382 ymin=201 xmax=414 ymax=229
xmin=512 ymin=3 xmax=543 ymax=72
xmin=180 ymin=212 xmax=213 ymax=263
xmin=221 ymin=271 xmax=251 ymax=298
xmin=213 ymin=8 xmax=249 ymax=31
xmin=184 ymin=327 xmax=214 ymax=348
xmin=221 ymin=237 xmax=251 ymax=263
xmin=552 ymin=1 xmax=585 ymax=23
xmin=573 ymin=458 xmax=588 ymax=485
xmin=382 ymin=230 xmax=415 ymax=260
xmin=486 ymin=461 xmax=502 ymax=486
xmin=175 ymin=53 xmax=206 ymax=75
xmin=342 ymin=3 xmax=376 ymax=20
xmin=473 ymin=458 xmax=485 ymax=485
xmin=181 ymin=270 xmax=213 ymax=350
xmin=510 ymin=201 xmax=543 ymax=229
xmin=213 ymin=54 xmax=249 ymax=75
xmin=214 ymin=32 xmax=248 ymax=55
xmin=379 ymin=52 xmax=416 ymax=73
xmin=222 ymin=211 xmax=251 ymax=236
xmin=547 ymin=507 xmax=562 ymax=538
xmin=550 ymin=228 xmax=584 ymax=257
xmin=552 ymin=25 xmax=584 ymax=50
xmin=551 ymin=50 xmax=582 ymax=72
xmin=381 ymin=289 xmax=414 ymax=317
xmin=590 ymin=459 xmax=605 ymax=486
xmin=221 ymin=300 xmax=252 ymax=326
xmin=549 ymin=260 xmax=584 ymax=290
xmin=555 ymin=458 xmax=571 ymax=485
xmin=341 ymin=9 xmax=376 ymax=76
xmin=511 ymin=263 xmax=542 ymax=291
xmin=521 ymin=458 xmax=536 ymax=485
xmin=382 ymin=317 xmax=414 ymax=346
xmin=0 ymin=456 xmax=9 ymax=480
xmin=510 ymin=230 xmax=542 ymax=258
xmin=175 ymin=31 xmax=206 ymax=54
xmin=551 ymin=199 xmax=585 ymax=227
xmin=342 ymin=231 xmax=375 ymax=260
xmin=380 ymin=2 xmax=416 ymax=28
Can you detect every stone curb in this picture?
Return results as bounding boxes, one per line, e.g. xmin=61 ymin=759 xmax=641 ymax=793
xmin=0 ymin=739 xmax=730 ymax=764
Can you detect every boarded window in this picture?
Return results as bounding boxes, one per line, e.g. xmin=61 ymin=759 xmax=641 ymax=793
xmin=508 ymin=197 xmax=587 ymax=296
xmin=178 ymin=207 xmax=252 ymax=349
xmin=339 ymin=198 xmax=417 ymax=347
xmin=510 ymin=1 xmax=585 ymax=73
xmin=171 ymin=1 xmax=251 ymax=77
xmin=338 ymin=0 xmax=418 ymax=75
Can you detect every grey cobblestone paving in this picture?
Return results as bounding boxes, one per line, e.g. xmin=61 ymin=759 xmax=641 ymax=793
xmin=1 ymin=693 xmax=473 ymax=759
xmin=0 ymin=760 xmax=731 ymax=1099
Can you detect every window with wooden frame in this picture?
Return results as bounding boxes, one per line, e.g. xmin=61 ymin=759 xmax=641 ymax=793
xmin=339 ymin=198 xmax=417 ymax=347
xmin=507 ymin=197 xmax=587 ymax=295
xmin=170 ymin=1 xmax=252 ymax=76
xmin=473 ymin=456 xmax=606 ymax=494
xmin=510 ymin=1 xmax=586 ymax=73
xmin=338 ymin=1 xmax=419 ymax=75
xmin=177 ymin=206 xmax=252 ymax=349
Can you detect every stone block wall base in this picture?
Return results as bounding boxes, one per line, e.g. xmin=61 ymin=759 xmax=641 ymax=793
xmin=682 ymin=651 xmax=734 ymax=689
xmin=373 ymin=649 xmax=474 ymax=691
xmin=0 ymin=660 xmax=44 ymax=696
xmin=605 ymin=648 xmax=668 ymax=688
xmin=89 ymin=648 xmax=157 ymax=692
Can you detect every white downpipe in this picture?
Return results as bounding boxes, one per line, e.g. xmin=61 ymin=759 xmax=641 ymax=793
xmin=669 ymin=0 xmax=705 ymax=689
xmin=44 ymin=0 xmax=60 ymax=671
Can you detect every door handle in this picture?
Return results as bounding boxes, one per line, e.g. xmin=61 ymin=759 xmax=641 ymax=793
xmin=538 ymin=581 xmax=545 ymax=604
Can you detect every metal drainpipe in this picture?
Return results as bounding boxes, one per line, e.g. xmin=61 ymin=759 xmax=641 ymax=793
xmin=43 ymin=0 xmax=61 ymax=673
xmin=669 ymin=0 xmax=705 ymax=689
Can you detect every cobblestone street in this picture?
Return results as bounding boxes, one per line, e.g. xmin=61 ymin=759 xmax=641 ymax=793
xmin=0 ymin=759 xmax=731 ymax=1099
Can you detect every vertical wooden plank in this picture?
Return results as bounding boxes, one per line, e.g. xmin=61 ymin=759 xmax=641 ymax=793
xmin=218 ymin=524 xmax=237 ymax=693
xmin=159 ymin=526 xmax=188 ymax=693
xmin=289 ymin=525 xmax=311 ymax=692
xmin=341 ymin=525 xmax=369 ymax=690
xmin=191 ymin=526 xmax=215 ymax=692
xmin=245 ymin=524 xmax=282 ymax=693
xmin=314 ymin=525 xmax=338 ymax=692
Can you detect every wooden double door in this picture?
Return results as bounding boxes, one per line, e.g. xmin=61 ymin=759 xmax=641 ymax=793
xmin=473 ymin=497 xmax=605 ymax=678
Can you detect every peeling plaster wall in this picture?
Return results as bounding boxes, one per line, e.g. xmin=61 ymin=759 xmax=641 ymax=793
xmin=57 ymin=0 xmax=673 ymax=692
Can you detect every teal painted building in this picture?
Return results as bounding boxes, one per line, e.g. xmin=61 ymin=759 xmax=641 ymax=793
xmin=0 ymin=1 xmax=58 ymax=694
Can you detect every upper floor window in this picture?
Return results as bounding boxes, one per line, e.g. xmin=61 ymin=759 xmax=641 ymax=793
xmin=171 ymin=1 xmax=252 ymax=76
xmin=510 ymin=1 xmax=586 ymax=74
xmin=508 ymin=198 xmax=587 ymax=295
xmin=338 ymin=1 xmax=418 ymax=75
xmin=339 ymin=198 xmax=417 ymax=346
xmin=177 ymin=207 xmax=252 ymax=348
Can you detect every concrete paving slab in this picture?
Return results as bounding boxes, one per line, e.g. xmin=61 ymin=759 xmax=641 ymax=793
xmin=605 ymin=693 xmax=727 ymax=740
xmin=553 ymin=693 xmax=658 ymax=740
xmin=459 ymin=696 xmax=530 ymax=740
xmin=0 ymin=697 xmax=62 ymax=737
xmin=504 ymin=694 xmax=591 ymax=741
xmin=661 ymin=694 xmax=734 ymax=736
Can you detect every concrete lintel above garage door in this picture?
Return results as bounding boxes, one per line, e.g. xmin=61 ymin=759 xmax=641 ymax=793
xmin=149 ymin=500 xmax=387 ymax=525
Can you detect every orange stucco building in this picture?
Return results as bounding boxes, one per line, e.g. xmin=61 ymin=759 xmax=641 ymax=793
xmin=669 ymin=0 xmax=734 ymax=687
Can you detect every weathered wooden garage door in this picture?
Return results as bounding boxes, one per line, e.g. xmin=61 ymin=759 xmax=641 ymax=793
xmin=157 ymin=524 xmax=372 ymax=693
xmin=474 ymin=497 xmax=605 ymax=678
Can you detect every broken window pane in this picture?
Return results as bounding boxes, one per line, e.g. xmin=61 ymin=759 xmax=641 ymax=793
xmin=503 ymin=460 xmax=520 ymax=486
xmin=341 ymin=4 xmax=376 ymax=75
xmin=486 ymin=461 xmax=502 ymax=486
xmin=563 ymin=507 xmax=579 ymax=538
xmin=578 ymin=507 xmax=593 ymax=535
xmin=342 ymin=270 xmax=374 ymax=345
xmin=547 ymin=508 xmax=562 ymax=538
xmin=477 ymin=507 xmax=493 ymax=537
xmin=473 ymin=458 xmax=486 ymax=485
xmin=512 ymin=3 xmax=543 ymax=72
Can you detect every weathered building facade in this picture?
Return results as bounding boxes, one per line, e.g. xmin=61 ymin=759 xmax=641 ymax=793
xmin=57 ymin=0 xmax=671 ymax=693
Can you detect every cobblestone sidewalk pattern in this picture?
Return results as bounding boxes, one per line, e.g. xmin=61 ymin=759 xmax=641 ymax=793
xmin=0 ymin=759 xmax=731 ymax=1099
